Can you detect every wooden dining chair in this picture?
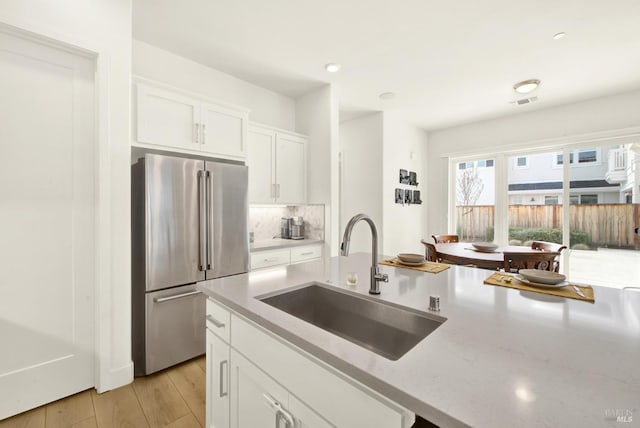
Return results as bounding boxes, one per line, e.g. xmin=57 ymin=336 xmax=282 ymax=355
xmin=503 ymin=251 xmax=560 ymax=273
xmin=432 ymin=234 xmax=459 ymax=244
xmin=420 ymin=239 xmax=440 ymax=262
xmin=531 ymin=241 xmax=567 ymax=272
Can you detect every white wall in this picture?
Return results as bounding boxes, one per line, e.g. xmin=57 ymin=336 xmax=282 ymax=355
xmin=0 ymin=0 xmax=133 ymax=392
xmin=426 ymin=90 xmax=640 ymax=236
xmin=133 ymin=39 xmax=296 ymax=131
xmin=296 ymin=85 xmax=340 ymax=256
xmin=382 ymin=112 xmax=428 ymax=256
xmin=339 ymin=113 xmax=384 ymax=254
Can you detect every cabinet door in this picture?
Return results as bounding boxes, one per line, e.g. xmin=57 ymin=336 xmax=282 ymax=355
xmin=290 ymin=395 xmax=335 ymax=428
xmin=136 ymin=83 xmax=199 ymax=150
xmin=247 ymin=127 xmax=276 ymax=203
xmin=200 ymin=102 xmax=247 ymax=159
xmin=206 ymin=329 xmax=230 ymax=428
xmin=230 ymin=349 xmax=289 ymax=428
xmin=275 ymin=134 xmax=306 ymax=204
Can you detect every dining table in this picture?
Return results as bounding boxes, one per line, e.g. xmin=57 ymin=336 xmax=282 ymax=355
xmin=434 ymin=242 xmax=547 ymax=270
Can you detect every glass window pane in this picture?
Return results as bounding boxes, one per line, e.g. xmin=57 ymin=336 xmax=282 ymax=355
xmin=455 ymin=160 xmax=495 ymax=242
xmin=545 ymin=196 xmax=559 ymax=205
xmin=508 ymin=151 xmax=563 ymax=247
xmin=580 ymin=194 xmax=598 ymax=204
xmin=569 ymin=195 xmax=579 ymax=205
xmin=486 ymin=159 xmax=494 ymax=167
xmin=578 ymin=149 xmax=597 ymax=163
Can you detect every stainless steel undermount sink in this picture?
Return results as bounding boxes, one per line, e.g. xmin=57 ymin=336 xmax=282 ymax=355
xmin=259 ymin=283 xmax=445 ymax=360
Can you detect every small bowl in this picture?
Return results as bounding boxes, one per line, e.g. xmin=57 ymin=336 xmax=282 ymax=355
xmin=397 ymin=253 xmax=426 ymax=264
xmin=518 ymin=269 xmax=566 ymax=285
xmin=471 ymin=242 xmax=498 ymax=252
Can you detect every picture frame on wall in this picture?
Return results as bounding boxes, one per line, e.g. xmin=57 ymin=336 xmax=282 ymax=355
xmin=404 ymin=189 xmax=412 ymax=204
xmin=395 ymin=188 xmax=404 ymax=204
xmin=399 ymin=169 xmax=410 ymax=184
xmin=413 ymin=190 xmax=422 ymax=204
xmin=409 ymin=171 xmax=418 ymax=186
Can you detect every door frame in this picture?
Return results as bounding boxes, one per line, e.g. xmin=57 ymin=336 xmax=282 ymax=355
xmin=0 ymin=20 xmax=131 ymax=393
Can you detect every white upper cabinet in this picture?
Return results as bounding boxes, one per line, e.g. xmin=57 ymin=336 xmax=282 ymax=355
xmin=134 ymin=79 xmax=249 ymax=161
xmin=247 ymin=126 xmax=276 ymax=204
xmin=248 ymin=123 xmax=307 ymax=204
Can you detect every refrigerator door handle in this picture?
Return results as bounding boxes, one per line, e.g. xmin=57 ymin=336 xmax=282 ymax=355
xmin=153 ymin=290 xmax=202 ymax=303
xmin=206 ymin=170 xmax=214 ymax=271
xmin=198 ymin=170 xmax=206 ymax=271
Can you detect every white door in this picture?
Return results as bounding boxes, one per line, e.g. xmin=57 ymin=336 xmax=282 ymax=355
xmin=276 ymin=134 xmax=306 ymax=204
xmin=247 ymin=127 xmax=276 ymax=204
xmin=136 ymin=83 xmax=199 ymax=151
xmin=0 ymin=30 xmax=95 ymax=418
xmin=201 ymin=102 xmax=246 ymax=159
xmin=229 ymin=349 xmax=289 ymax=428
xmin=206 ymin=329 xmax=230 ymax=428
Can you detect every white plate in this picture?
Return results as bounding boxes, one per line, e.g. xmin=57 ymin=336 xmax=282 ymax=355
xmin=465 ymin=247 xmax=498 ymax=253
xmin=518 ymin=269 xmax=565 ymax=284
xmin=515 ymin=274 xmax=568 ymax=289
xmin=395 ymin=258 xmax=427 ymax=266
xmin=472 ymin=242 xmax=498 ymax=252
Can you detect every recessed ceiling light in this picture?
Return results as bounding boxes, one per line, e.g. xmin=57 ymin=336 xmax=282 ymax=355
xmin=513 ymin=79 xmax=540 ymax=94
xmin=324 ymin=63 xmax=341 ymax=73
xmin=379 ymin=92 xmax=395 ymax=100
xmin=553 ymin=32 xmax=566 ymax=40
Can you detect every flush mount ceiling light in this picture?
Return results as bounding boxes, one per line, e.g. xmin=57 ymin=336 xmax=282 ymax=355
xmin=379 ymin=92 xmax=396 ymax=100
xmin=553 ymin=32 xmax=566 ymax=40
xmin=324 ymin=63 xmax=341 ymax=73
xmin=513 ymin=79 xmax=540 ymax=94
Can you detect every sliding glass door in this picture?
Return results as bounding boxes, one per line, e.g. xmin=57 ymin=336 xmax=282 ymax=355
xmin=566 ymin=144 xmax=640 ymax=288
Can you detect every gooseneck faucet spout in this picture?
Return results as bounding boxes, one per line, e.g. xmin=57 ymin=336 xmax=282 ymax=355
xmin=340 ymin=213 xmax=388 ymax=295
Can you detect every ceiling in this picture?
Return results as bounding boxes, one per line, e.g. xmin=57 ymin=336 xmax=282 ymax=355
xmin=133 ymin=0 xmax=640 ymax=130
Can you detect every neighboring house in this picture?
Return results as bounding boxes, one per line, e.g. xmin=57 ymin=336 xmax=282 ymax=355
xmin=456 ymin=144 xmax=640 ymax=206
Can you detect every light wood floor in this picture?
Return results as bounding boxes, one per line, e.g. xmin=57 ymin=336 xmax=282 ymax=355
xmin=0 ymin=356 xmax=206 ymax=428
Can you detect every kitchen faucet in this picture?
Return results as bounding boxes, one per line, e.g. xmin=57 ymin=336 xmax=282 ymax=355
xmin=340 ymin=213 xmax=388 ymax=294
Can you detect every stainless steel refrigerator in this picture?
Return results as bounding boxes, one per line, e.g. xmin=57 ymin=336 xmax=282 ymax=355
xmin=132 ymin=153 xmax=249 ymax=375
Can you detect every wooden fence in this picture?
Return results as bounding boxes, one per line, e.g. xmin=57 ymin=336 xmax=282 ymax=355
xmin=456 ymin=204 xmax=640 ymax=249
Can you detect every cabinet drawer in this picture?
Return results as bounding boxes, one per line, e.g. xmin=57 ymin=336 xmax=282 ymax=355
xmin=290 ymin=244 xmax=322 ymax=264
xmin=250 ymin=249 xmax=290 ymax=270
xmin=206 ymin=299 xmax=231 ymax=343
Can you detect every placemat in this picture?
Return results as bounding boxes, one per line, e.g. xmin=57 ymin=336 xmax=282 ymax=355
xmin=484 ymin=272 xmax=595 ymax=303
xmin=380 ymin=258 xmax=450 ymax=274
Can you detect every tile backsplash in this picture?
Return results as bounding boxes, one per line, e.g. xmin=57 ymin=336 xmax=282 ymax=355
xmin=249 ymin=204 xmax=325 ymax=241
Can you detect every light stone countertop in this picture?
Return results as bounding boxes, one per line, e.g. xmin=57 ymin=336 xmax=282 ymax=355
xmin=250 ymin=238 xmax=324 ymax=252
xmin=196 ymin=252 xmax=640 ymax=428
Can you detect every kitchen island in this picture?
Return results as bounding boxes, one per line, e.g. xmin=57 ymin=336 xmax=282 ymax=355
xmin=197 ymin=253 xmax=640 ymax=427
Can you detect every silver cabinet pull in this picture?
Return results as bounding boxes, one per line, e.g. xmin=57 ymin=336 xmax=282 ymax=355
xmin=300 ymin=252 xmax=313 ymax=256
xmin=198 ymin=170 xmax=206 ymax=271
xmin=262 ymin=394 xmax=295 ymax=428
xmin=206 ymin=315 xmax=225 ymax=328
xmin=264 ymin=257 xmax=279 ymax=262
xmin=219 ymin=360 xmax=228 ymax=397
xmin=154 ymin=290 xmax=201 ymax=303
xmin=202 ymin=124 xmax=206 ymax=144
xmin=206 ymin=170 xmax=214 ymax=271
xmin=194 ymin=123 xmax=200 ymax=144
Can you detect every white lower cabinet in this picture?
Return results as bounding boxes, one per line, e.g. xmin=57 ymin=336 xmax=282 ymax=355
xmin=206 ymin=328 xmax=229 ymax=428
xmin=206 ymin=299 xmax=414 ymax=428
